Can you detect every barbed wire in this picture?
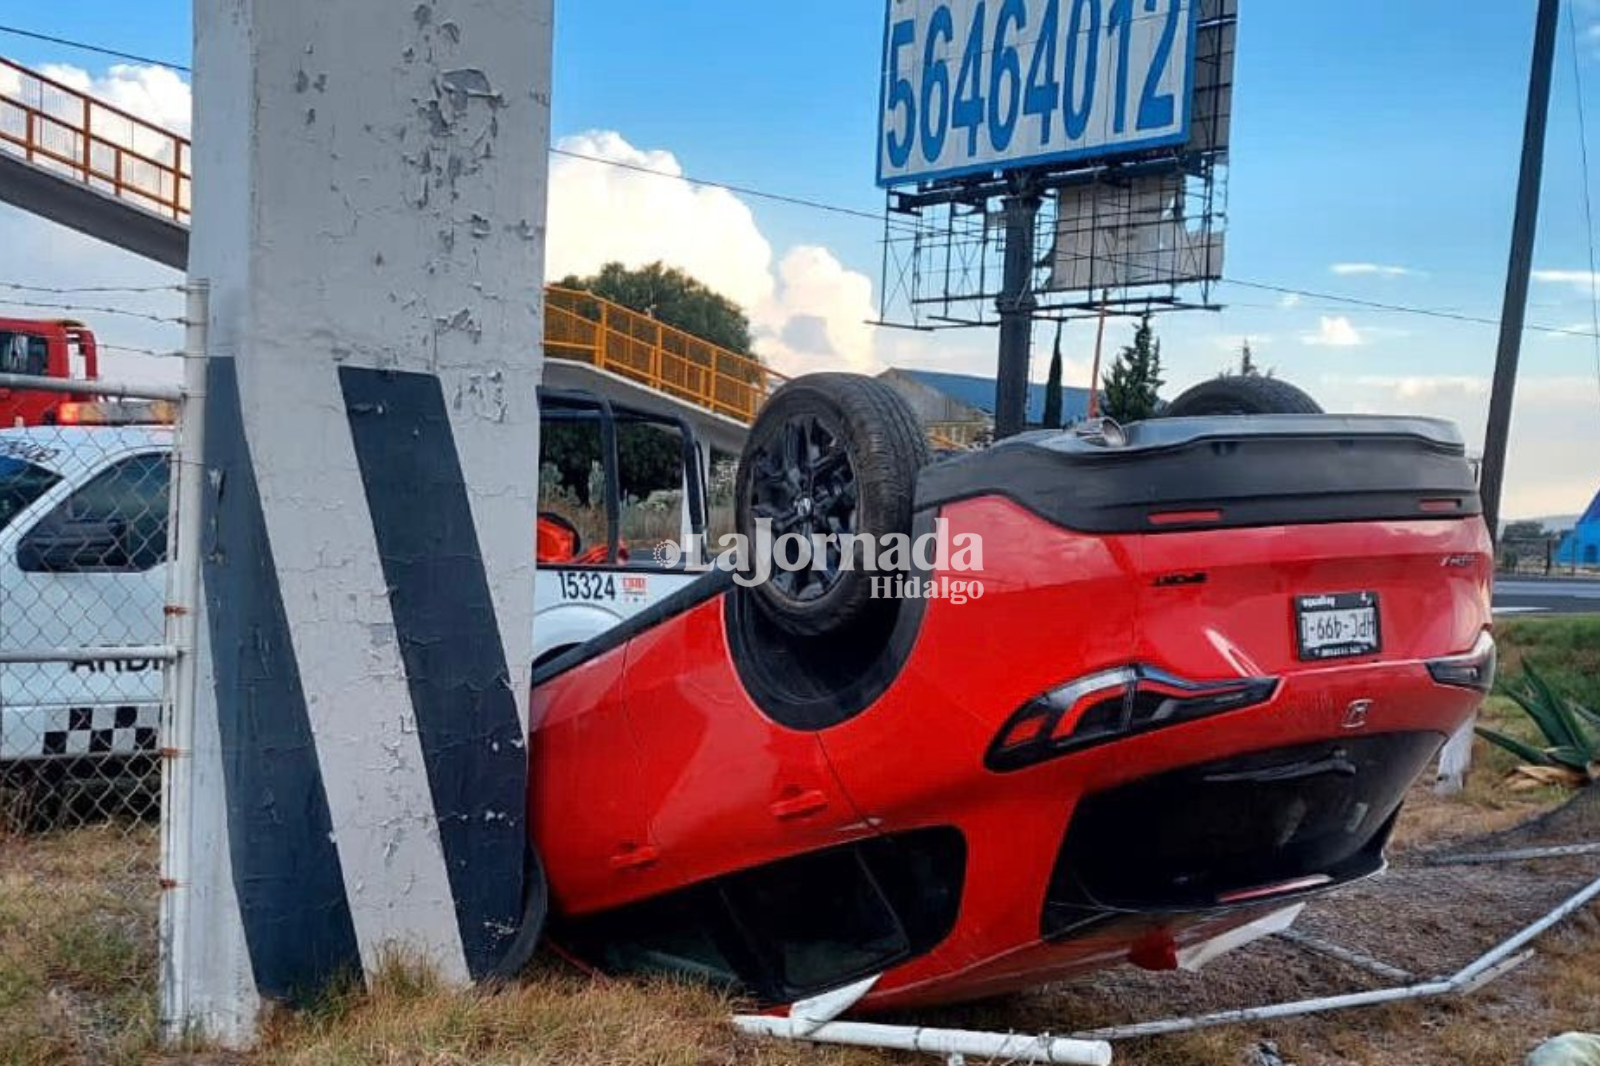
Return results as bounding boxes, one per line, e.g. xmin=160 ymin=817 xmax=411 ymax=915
xmin=0 ymin=280 xmax=183 ymax=297
xmin=0 ymin=296 xmax=183 ymax=325
xmin=97 ymin=343 xmax=180 ymax=358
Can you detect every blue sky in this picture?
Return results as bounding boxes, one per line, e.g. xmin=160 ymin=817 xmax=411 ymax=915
xmin=2 ymin=1 xmax=1599 ymax=516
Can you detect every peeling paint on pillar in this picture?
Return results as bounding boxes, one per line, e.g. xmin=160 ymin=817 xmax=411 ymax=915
xmin=181 ymin=0 xmax=552 ymax=1041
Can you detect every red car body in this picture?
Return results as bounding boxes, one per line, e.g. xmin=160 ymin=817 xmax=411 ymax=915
xmin=527 ymin=414 xmax=1493 ymax=1010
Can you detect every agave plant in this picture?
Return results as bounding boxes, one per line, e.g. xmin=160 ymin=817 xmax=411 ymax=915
xmin=1477 ymin=661 xmax=1600 ymax=789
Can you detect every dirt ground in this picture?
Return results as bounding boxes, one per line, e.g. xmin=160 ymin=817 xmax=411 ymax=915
xmin=913 ymin=784 xmax=1600 ymax=1066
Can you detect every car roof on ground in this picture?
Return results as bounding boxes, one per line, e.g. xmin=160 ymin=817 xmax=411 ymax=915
xmin=0 ymin=426 xmax=173 ymax=480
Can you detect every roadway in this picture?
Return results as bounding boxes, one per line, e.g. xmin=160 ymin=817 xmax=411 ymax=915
xmin=1493 ymin=575 xmax=1600 ymax=616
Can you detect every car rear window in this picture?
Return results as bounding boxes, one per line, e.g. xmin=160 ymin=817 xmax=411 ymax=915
xmin=0 ymin=455 xmax=61 ymax=534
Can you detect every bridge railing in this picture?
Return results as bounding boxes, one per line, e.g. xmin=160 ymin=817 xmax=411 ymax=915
xmin=545 ymin=285 xmax=786 ymax=424
xmin=0 ymin=56 xmax=190 ymax=223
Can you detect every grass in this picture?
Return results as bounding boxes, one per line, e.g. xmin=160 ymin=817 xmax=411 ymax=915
xmin=0 ymin=823 xmax=159 ymax=1066
xmin=4 ymin=616 xmax=1599 ymax=1064
xmin=1495 ymin=616 xmax=1600 ymax=711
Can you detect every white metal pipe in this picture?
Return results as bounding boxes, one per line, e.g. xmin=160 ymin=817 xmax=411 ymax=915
xmin=1427 ymin=842 xmax=1600 ymax=866
xmin=1076 ymin=868 xmax=1600 ymax=1042
xmin=159 ymin=280 xmax=208 ymax=1041
xmin=731 ymin=1016 xmax=1113 ymax=1065
xmin=0 ymin=645 xmax=177 ymax=664
xmin=1074 ymin=977 xmax=1460 ymax=1041
xmin=0 ymin=371 xmax=183 ymax=401
xmin=1452 ymin=868 xmax=1600 ymax=986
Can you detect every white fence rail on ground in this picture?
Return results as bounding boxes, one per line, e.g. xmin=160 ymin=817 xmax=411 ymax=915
xmin=0 ymin=286 xmax=203 ymax=1050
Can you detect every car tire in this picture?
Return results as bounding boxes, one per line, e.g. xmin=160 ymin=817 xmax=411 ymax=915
xmin=736 ymin=373 xmax=929 ymax=638
xmin=1163 ymin=376 xmax=1324 ymax=416
xmin=487 ymin=843 xmax=549 ymax=980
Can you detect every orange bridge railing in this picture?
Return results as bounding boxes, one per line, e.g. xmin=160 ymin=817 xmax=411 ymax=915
xmin=0 ymin=56 xmax=190 ymax=223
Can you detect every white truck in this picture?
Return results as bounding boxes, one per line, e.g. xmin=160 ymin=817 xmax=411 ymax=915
xmin=0 ymin=391 xmax=711 ymax=813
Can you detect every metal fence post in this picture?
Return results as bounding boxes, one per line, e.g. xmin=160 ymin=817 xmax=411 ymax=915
xmin=159 ymin=279 xmax=209 ymax=1041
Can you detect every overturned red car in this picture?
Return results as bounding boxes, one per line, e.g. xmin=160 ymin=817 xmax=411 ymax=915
xmin=524 ymin=373 xmax=1494 ymax=1011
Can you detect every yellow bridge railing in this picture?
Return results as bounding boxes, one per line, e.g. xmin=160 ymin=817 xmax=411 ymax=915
xmin=545 ymin=286 xmax=786 ymax=425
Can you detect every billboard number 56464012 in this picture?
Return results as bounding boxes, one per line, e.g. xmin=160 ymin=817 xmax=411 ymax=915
xmin=878 ymin=0 xmax=1199 ymax=187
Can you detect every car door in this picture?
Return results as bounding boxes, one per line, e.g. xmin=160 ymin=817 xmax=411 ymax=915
xmin=0 ymin=450 xmax=169 ymax=763
xmin=618 ymin=595 xmax=872 ymax=899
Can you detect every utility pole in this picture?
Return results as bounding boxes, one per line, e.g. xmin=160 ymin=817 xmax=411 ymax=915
xmin=1482 ymin=0 xmax=1560 ymax=544
xmin=994 ymin=178 xmax=1041 ymax=439
xmin=1087 ymin=289 xmax=1110 ymax=418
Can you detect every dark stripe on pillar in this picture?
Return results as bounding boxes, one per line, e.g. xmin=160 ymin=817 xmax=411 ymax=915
xmin=339 ymin=366 xmax=528 ymax=978
xmin=202 ymin=357 xmax=361 ymax=1001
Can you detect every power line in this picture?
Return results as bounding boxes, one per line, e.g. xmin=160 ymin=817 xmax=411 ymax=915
xmin=550 ymin=147 xmax=925 ymax=235
xmin=1565 ymin=1 xmax=1600 ymax=398
xmin=1221 ymin=277 xmax=1599 ymax=340
xmin=0 ymin=24 xmax=189 ymax=72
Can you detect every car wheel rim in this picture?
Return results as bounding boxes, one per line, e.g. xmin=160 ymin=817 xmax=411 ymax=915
xmin=747 ymin=414 xmax=858 ymax=604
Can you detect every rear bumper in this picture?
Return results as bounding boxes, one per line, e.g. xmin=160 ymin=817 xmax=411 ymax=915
xmin=856 ymin=663 xmax=1482 ymax=1010
xmin=1041 ymin=730 xmax=1440 ymax=940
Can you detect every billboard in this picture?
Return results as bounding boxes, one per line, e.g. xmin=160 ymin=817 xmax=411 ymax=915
xmin=877 ymin=0 xmax=1200 ymax=187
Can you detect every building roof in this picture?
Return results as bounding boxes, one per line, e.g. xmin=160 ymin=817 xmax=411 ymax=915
xmin=887 ymin=368 xmax=1095 ymax=425
xmin=1580 ymin=488 xmax=1600 ymax=528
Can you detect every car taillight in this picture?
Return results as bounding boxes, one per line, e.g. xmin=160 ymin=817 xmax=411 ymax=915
xmin=1426 ymin=631 xmax=1497 ymax=693
xmin=986 ymin=667 xmax=1280 ymax=772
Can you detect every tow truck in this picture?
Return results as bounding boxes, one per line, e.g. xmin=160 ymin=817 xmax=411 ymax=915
xmin=0 ymin=318 xmax=101 ymax=427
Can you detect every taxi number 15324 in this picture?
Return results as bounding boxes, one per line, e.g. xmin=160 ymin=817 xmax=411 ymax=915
xmin=558 ymin=571 xmax=617 ymax=602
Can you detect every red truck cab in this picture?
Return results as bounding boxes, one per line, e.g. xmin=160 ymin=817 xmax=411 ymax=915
xmin=0 ymin=319 xmax=100 ymax=428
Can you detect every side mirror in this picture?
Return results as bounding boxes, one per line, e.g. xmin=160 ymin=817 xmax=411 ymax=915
xmin=17 ymin=518 xmax=129 ymax=573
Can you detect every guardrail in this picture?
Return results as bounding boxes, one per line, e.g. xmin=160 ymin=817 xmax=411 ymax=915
xmin=0 ymin=55 xmax=190 ymax=223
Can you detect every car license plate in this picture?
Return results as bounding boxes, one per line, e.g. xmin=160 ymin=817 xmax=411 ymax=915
xmin=1295 ymin=592 xmax=1381 ymax=661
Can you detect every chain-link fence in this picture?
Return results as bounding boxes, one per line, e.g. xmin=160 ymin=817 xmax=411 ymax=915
xmin=0 ymin=368 xmax=192 ymax=1056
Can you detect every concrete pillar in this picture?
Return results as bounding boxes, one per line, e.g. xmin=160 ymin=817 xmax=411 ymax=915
xmin=174 ymin=0 xmax=552 ymax=1042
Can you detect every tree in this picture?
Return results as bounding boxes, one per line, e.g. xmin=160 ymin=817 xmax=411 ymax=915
xmin=559 ymin=261 xmax=754 ymax=355
xmin=1042 ymin=322 xmax=1065 ymax=428
xmin=1101 ymin=313 xmax=1164 ymax=422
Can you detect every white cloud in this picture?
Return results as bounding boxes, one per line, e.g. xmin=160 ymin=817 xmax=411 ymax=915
xmin=1532 ymin=268 xmax=1600 ymax=294
xmin=1277 ymin=292 xmax=1302 ymax=309
xmin=1541 ymin=321 xmax=1600 ymax=342
xmin=1302 ymin=316 xmax=1364 ymax=347
xmin=1348 ymin=375 xmax=1489 ymax=402
xmin=37 ymin=63 xmax=193 ymax=136
xmin=1330 ymin=262 xmax=1419 ymax=278
xmin=548 ymin=130 xmax=882 ymax=374
xmin=1314 ymin=373 xmax=1600 ymax=519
